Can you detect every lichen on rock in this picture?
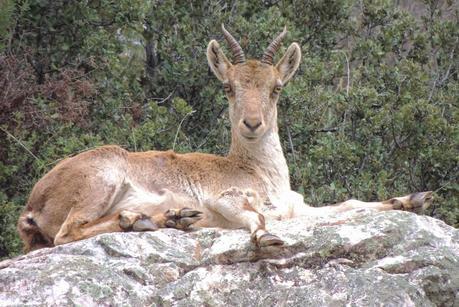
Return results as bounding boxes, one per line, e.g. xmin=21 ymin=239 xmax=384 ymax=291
xmin=0 ymin=210 xmax=458 ymax=306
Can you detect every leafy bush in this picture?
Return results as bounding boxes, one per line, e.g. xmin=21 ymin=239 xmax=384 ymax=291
xmin=0 ymin=0 xmax=457 ymax=258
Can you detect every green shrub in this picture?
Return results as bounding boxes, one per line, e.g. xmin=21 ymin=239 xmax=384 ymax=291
xmin=0 ymin=0 xmax=457 ymax=259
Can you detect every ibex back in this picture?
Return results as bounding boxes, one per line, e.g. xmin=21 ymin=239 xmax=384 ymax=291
xmin=18 ymin=25 xmax=433 ymax=252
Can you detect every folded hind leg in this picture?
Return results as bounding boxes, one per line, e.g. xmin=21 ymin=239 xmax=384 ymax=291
xmin=206 ymin=187 xmax=284 ymax=247
xmin=116 ymin=189 xmax=203 ymax=231
xmin=54 ymin=188 xmax=203 ymax=246
xmin=58 ymin=207 xmax=203 ymax=244
xmin=53 ymin=181 xmax=121 ymax=246
xmin=54 ymin=207 xmax=127 ymax=246
xmin=118 ymin=207 xmax=203 ymax=232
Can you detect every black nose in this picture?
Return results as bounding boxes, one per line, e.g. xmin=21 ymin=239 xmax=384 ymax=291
xmin=243 ymin=119 xmax=262 ymax=132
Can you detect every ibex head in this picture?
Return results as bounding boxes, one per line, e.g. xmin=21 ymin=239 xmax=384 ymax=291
xmin=207 ymin=25 xmax=301 ymax=142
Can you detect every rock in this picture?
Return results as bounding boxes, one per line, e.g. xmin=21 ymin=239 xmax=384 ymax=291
xmin=1 ymin=210 xmax=458 ymax=306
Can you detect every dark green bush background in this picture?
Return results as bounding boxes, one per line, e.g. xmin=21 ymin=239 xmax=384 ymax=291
xmin=0 ymin=0 xmax=457 ymax=259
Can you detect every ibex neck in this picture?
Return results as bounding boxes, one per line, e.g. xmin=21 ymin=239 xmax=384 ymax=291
xmin=228 ymin=127 xmax=291 ymax=196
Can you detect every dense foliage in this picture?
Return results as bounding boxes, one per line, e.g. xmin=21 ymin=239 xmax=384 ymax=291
xmin=0 ymin=0 xmax=457 ymax=258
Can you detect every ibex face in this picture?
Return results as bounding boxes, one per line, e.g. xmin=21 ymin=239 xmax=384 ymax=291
xmin=207 ymin=25 xmax=301 ymax=142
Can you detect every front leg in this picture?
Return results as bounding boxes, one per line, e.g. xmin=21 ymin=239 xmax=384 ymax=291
xmin=207 ymin=187 xmax=284 ymax=247
xmin=119 ymin=208 xmax=203 ymax=231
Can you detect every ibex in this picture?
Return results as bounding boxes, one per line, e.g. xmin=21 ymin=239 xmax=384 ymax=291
xmin=18 ymin=25 xmax=432 ymax=252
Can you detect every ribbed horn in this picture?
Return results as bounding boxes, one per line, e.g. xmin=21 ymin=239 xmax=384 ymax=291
xmin=221 ymin=24 xmax=245 ymax=64
xmin=261 ymin=26 xmax=287 ymax=65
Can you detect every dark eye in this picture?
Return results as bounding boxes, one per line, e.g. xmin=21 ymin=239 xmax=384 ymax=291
xmin=273 ymin=86 xmax=282 ymax=94
xmin=223 ymin=83 xmax=232 ymax=94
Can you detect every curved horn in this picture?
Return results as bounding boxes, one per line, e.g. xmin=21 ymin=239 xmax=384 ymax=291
xmin=221 ymin=24 xmax=246 ymax=64
xmin=261 ymin=26 xmax=287 ymax=65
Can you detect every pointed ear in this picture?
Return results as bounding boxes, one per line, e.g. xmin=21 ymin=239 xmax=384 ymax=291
xmin=275 ymin=43 xmax=301 ymax=84
xmin=207 ymin=40 xmax=232 ymax=81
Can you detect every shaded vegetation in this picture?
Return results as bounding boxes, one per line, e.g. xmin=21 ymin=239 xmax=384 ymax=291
xmin=0 ymin=0 xmax=457 ymax=258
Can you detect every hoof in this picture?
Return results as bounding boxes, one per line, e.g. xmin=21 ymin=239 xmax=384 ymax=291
xmin=257 ymin=233 xmax=284 ymax=247
xmin=164 ymin=208 xmax=203 ymax=230
xmin=119 ymin=210 xmax=142 ymax=230
xmin=120 ymin=210 xmax=158 ymax=232
xmin=409 ymin=191 xmax=433 ymax=212
xmin=133 ymin=218 xmax=158 ymax=232
xmin=388 ymin=191 xmax=433 ymax=214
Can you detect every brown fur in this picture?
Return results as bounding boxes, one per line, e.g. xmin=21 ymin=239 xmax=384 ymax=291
xmin=18 ymin=29 xmax=433 ymax=252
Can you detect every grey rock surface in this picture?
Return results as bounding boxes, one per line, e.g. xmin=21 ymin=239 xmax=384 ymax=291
xmin=1 ymin=210 xmax=458 ymax=306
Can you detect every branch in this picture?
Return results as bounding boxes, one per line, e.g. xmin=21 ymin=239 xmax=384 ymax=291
xmin=332 ymin=50 xmax=351 ymax=96
xmin=439 ymin=37 xmax=458 ymax=85
xmin=172 ymin=110 xmax=196 ymax=151
xmin=0 ymin=126 xmax=40 ymax=162
xmin=151 ymin=90 xmax=175 ymax=105
xmin=286 ymin=124 xmax=297 ymax=164
xmin=315 ymin=127 xmax=339 ymax=133
xmin=429 ymin=37 xmax=458 ymax=102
